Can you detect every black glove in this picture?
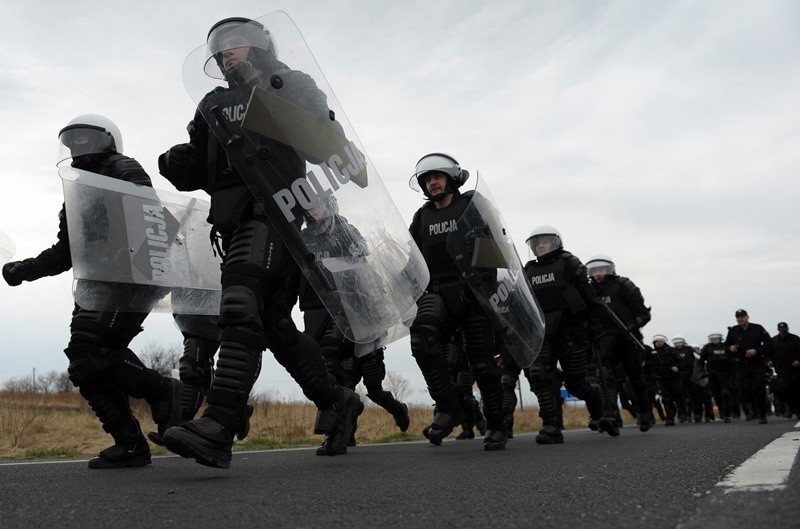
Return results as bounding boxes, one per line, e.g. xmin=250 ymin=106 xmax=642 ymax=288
xmin=3 ymin=259 xmax=33 ymax=286
xmin=158 ymin=143 xmax=203 ymax=183
xmin=465 ymin=225 xmax=491 ymax=255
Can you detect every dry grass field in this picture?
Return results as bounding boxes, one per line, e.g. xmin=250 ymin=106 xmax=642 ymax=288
xmin=0 ymin=390 xmax=630 ymax=461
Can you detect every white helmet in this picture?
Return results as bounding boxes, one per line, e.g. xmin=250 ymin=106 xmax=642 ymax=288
xmin=671 ymin=335 xmax=686 ymax=347
xmin=652 ymin=334 xmax=668 ymax=345
xmin=409 ymin=152 xmax=469 ymax=198
xmin=587 ymin=253 xmax=615 ymax=280
xmin=526 ymin=225 xmax=562 ymax=258
xmin=57 ymin=114 xmax=122 ymax=166
xmin=707 ymin=331 xmax=723 ymax=344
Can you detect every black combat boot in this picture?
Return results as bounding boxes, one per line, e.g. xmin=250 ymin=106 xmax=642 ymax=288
xmin=88 ymin=417 xmax=151 ymax=469
xmin=423 ymin=409 xmax=464 ymax=446
xmin=637 ymin=411 xmax=653 ymax=432
xmin=535 ymin=424 xmax=564 ymax=444
xmin=162 ymin=416 xmax=235 ymax=469
xmin=393 ymin=403 xmax=410 ymax=432
xmin=483 ymin=429 xmax=508 ymax=451
xmin=316 ymin=389 xmax=363 ymax=456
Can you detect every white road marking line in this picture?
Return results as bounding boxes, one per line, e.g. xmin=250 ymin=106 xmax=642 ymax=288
xmin=717 ymin=431 xmax=800 ymax=493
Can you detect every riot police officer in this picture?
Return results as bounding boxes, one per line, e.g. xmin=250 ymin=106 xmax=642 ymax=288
xmin=671 ymin=336 xmax=696 ymax=422
xmin=158 ymin=18 xmax=360 ymax=468
xmin=725 ymin=309 xmax=773 ymax=424
xmin=645 ymin=335 xmax=686 ymax=425
xmin=2 ymin=115 xmax=182 ymax=469
xmin=772 ymin=322 xmax=800 ymax=419
xmin=700 ymin=331 xmax=735 ymax=422
xmin=587 ymin=254 xmax=653 ymax=431
xmin=407 ymin=153 xmax=507 ymax=450
xmin=287 ymin=195 xmax=407 ymax=454
xmin=524 ymin=226 xmax=616 ymax=443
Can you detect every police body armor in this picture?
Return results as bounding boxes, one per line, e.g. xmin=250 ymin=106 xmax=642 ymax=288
xmin=525 ymin=253 xmax=587 ymax=335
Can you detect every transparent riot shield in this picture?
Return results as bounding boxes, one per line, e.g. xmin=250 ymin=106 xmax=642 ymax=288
xmin=0 ymin=230 xmax=15 ymax=264
xmin=182 ymin=11 xmax=428 ymax=343
xmin=60 ymin=166 xmax=221 ymax=314
xmin=446 ymin=172 xmax=544 ymax=368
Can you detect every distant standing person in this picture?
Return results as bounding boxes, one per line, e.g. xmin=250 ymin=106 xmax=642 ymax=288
xmin=724 ymin=309 xmax=773 ymax=424
xmin=771 ymin=322 xmax=800 ymax=419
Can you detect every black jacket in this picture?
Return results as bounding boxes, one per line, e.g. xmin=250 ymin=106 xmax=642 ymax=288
xmin=724 ymin=322 xmax=773 ymax=368
xmin=591 ymin=275 xmax=650 ymax=335
xmin=772 ymin=332 xmax=800 ymax=375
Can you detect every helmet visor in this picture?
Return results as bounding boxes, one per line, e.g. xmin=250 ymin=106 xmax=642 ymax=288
xmin=205 ymin=19 xmax=273 ymax=79
xmin=587 ymin=259 xmax=615 ymax=280
xmin=526 ymin=234 xmax=561 ymax=258
xmin=409 ymin=154 xmax=461 ymax=192
xmin=57 ymin=125 xmax=112 ymax=166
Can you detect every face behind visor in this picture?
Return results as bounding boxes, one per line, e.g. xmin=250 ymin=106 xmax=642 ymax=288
xmin=57 ymin=114 xmax=122 ymax=167
xmin=204 ymin=17 xmax=277 ymax=81
xmin=409 ymin=153 xmax=469 ymax=200
xmin=526 ymin=225 xmax=562 ymax=259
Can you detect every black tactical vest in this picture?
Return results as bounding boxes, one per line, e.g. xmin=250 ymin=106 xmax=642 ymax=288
xmin=416 ymin=195 xmax=470 ymax=282
xmin=525 ymin=257 xmax=587 ymax=314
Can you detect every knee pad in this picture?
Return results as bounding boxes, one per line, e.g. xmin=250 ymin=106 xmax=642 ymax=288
xmin=70 ymin=309 xmax=145 ymax=348
xmin=410 ymin=294 xmax=446 ymax=360
xmin=219 ymin=263 xmax=264 ymax=329
xmin=64 ymin=344 xmax=109 ymax=386
xmin=456 ymin=368 xmax=474 ymax=389
xmin=529 ymin=364 xmax=551 ymax=383
xmin=263 ymin=311 xmax=299 ymax=351
xmin=470 ymin=360 xmax=499 ymax=381
xmin=501 ymin=373 xmax=518 ymax=392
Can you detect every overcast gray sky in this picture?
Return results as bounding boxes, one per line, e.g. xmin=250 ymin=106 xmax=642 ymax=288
xmin=1 ymin=1 xmax=798 ymax=403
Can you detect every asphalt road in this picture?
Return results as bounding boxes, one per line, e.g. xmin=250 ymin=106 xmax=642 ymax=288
xmin=2 ymin=418 xmax=799 ymax=529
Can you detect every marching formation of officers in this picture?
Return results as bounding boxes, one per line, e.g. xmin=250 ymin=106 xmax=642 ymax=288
xmin=643 ymin=315 xmax=799 ymax=427
xmin=3 ymin=16 xmax=797 ymax=470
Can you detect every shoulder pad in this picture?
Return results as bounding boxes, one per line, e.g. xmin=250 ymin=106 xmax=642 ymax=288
xmin=107 ymin=155 xmax=152 ymax=187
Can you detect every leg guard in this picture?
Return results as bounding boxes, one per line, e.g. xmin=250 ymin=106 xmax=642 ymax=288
xmin=79 ymin=380 xmax=133 ymax=436
xmin=178 ymin=334 xmax=218 ymax=421
xmin=318 ymin=319 xmax=351 ymax=389
xmin=410 ymin=293 xmax=461 ymax=415
xmin=361 ymin=352 xmax=406 ymax=420
xmin=462 ymin=311 xmax=504 ymax=430
xmin=530 ymin=362 xmax=559 ymax=426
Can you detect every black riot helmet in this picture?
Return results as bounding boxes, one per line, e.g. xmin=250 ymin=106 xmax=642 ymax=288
xmin=409 ymin=153 xmax=469 ymax=201
xmin=57 ymin=114 xmax=122 ymax=167
xmin=204 ymin=17 xmax=278 ymax=82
